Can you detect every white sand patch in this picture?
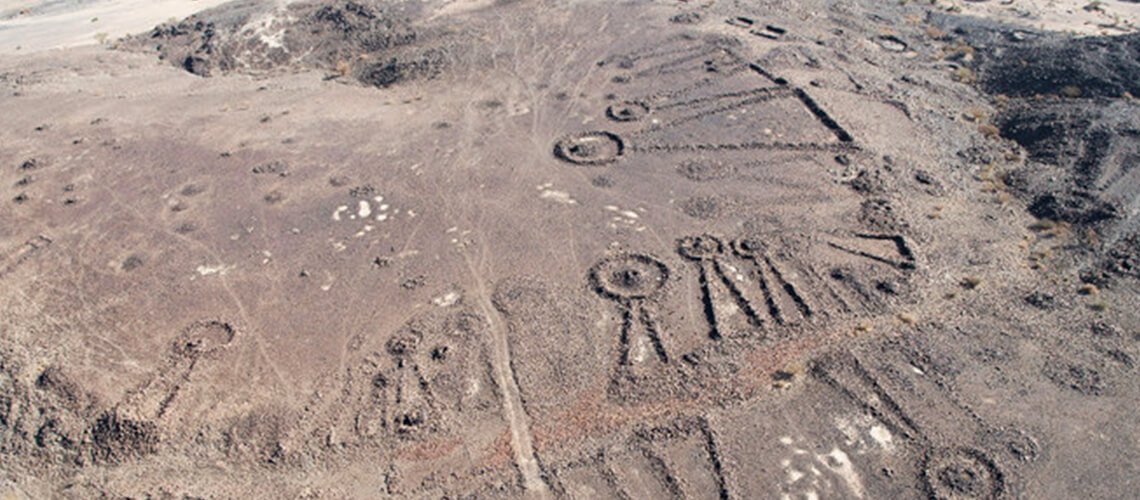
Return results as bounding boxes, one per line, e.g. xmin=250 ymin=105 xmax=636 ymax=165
xmin=540 ymin=189 xmax=577 ymax=205
xmin=949 ymin=0 xmax=1138 ymax=35
xmin=240 ymin=8 xmax=291 ymax=52
xmin=432 ymin=291 xmax=462 ymax=307
xmin=778 ymin=436 xmax=867 ymax=499
xmin=367 ymin=199 xmax=391 ymax=221
xmin=721 ymin=263 xmax=745 ymax=281
xmin=835 ymin=414 xmax=896 ymax=454
xmin=816 ymin=447 xmax=864 ymax=499
xmin=0 ymin=0 xmax=246 ymax=54
xmin=352 ymin=224 xmax=374 ymax=238
xmin=869 ymin=425 xmax=893 ymax=450
xmin=195 ymin=263 xmax=232 ymax=276
xmin=631 ymin=336 xmax=649 ymax=363
xmin=428 ymin=0 xmax=497 ymax=21
xmin=509 ymin=103 xmax=530 ymax=116
xmin=449 ymin=228 xmax=474 ymax=249
xmin=605 ymin=205 xmax=647 ymax=231
xmin=787 ymin=468 xmax=805 ymax=484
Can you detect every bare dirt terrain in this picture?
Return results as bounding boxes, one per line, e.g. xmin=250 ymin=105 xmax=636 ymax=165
xmin=1 ymin=0 xmax=1139 ymax=498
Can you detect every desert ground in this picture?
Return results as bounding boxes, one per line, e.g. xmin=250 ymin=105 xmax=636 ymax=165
xmin=1 ymin=0 xmax=1139 ymax=498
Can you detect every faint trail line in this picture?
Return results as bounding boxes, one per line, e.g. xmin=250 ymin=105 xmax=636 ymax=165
xmin=461 ymin=248 xmax=548 ymax=497
xmin=441 ymin=36 xmax=547 ymax=493
xmin=100 ymin=186 xmax=290 ymax=393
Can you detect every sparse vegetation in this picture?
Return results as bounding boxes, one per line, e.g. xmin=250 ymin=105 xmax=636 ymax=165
xmin=945 ymin=39 xmax=975 ymax=58
xmin=897 ymin=312 xmax=917 ymax=325
xmin=952 ymin=66 xmax=977 ymax=84
xmin=328 ymin=59 xmax=353 ymax=79
xmin=1029 ymin=248 xmax=1053 ymax=263
xmin=976 ymin=163 xmax=1009 ymax=193
xmin=961 ymin=276 xmax=983 ymax=289
xmin=925 ymin=26 xmax=947 ymax=40
xmin=978 ymin=123 xmax=1000 ymax=139
xmin=1028 ymin=219 xmax=1070 ymax=239
xmin=1028 ymin=219 xmax=1057 ymax=231
xmin=771 ymin=364 xmax=803 ymax=389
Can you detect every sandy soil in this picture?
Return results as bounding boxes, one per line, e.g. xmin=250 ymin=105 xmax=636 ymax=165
xmin=0 ymin=0 xmax=1138 ymax=498
xmin=0 ymin=0 xmax=265 ymax=53
xmin=949 ymin=0 xmax=1140 ymax=35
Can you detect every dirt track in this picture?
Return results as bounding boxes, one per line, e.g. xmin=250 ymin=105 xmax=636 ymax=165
xmin=1 ymin=0 xmax=1139 ymax=498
